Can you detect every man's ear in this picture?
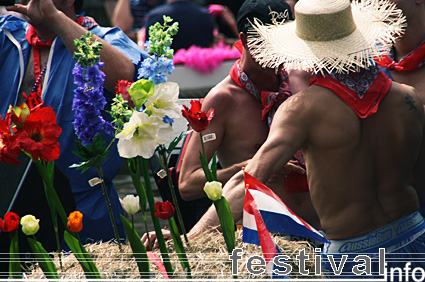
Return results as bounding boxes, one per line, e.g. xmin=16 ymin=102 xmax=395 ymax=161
xmin=240 ymin=32 xmax=248 ymax=49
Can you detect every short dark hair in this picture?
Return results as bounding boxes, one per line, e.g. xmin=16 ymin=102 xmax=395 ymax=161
xmin=236 ymin=0 xmax=292 ymax=34
xmin=74 ymin=0 xmax=84 ymax=14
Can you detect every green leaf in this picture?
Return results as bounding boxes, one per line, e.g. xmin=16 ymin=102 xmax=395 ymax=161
xmin=211 ymin=152 xmax=218 ymax=181
xmin=120 ymin=215 xmax=150 ymax=278
xmin=27 ymin=237 xmax=59 ymax=279
xmin=72 ymin=134 xmax=109 ymax=163
xmin=139 ymin=158 xmax=174 ymax=276
xmin=168 ymin=217 xmax=191 ymax=279
xmin=167 ymin=132 xmax=185 ymax=153
xmin=69 ymin=154 xmax=107 ymax=173
xmin=9 ymin=231 xmax=21 ymax=279
xmin=214 ymin=197 xmax=236 ymax=254
xmin=64 ymin=231 xmax=101 ymax=279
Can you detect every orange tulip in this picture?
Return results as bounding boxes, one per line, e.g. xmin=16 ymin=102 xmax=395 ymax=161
xmin=67 ymin=211 xmax=83 ymax=233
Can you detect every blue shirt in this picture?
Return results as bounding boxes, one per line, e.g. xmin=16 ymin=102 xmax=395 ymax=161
xmin=0 ymin=15 xmax=149 ymax=244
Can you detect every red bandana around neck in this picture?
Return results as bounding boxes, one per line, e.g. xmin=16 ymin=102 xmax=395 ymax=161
xmin=309 ymin=67 xmax=392 ymax=118
xmin=375 ymin=40 xmax=425 ymax=72
xmin=24 ymin=16 xmax=98 ymax=98
xmin=229 ymin=59 xmax=309 ymax=193
xmin=229 ymin=59 xmax=292 ymax=127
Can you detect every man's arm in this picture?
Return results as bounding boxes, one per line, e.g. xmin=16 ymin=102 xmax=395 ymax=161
xmin=188 ymin=94 xmax=310 ymax=236
xmin=8 ymin=0 xmax=135 ymax=91
xmin=178 ymin=90 xmax=249 ymax=201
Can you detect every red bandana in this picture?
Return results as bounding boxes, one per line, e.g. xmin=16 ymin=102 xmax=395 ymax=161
xmin=25 ymin=16 xmax=98 ymax=99
xmin=375 ymin=40 xmax=425 ymax=71
xmin=229 ymin=59 xmax=309 ymax=193
xmin=229 ymin=59 xmax=292 ymax=127
xmin=309 ymin=67 xmax=392 ymax=118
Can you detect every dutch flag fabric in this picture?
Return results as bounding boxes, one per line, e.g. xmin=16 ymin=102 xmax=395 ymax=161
xmin=242 ymin=171 xmax=328 ymax=278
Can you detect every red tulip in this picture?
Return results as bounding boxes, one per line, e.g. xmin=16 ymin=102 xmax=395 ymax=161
xmin=154 ymin=201 xmax=175 ymax=220
xmin=0 ymin=212 xmax=20 ymax=233
xmin=181 ymin=100 xmax=214 ymax=132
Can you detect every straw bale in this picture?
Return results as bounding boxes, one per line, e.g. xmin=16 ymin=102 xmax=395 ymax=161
xmin=25 ymin=229 xmax=323 ymax=280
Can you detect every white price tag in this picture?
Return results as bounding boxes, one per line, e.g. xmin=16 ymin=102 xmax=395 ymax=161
xmin=88 ymin=177 xmax=103 ymax=187
xmin=157 ymin=169 xmax=167 ymax=179
xmin=202 ymin=133 xmax=216 ymax=143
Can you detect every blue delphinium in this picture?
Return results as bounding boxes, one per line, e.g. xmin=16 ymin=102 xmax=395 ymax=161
xmin=72 ymin=33 xmax=112 ymax=146
xmin=138 ymin=55 xmax=175 ymax=85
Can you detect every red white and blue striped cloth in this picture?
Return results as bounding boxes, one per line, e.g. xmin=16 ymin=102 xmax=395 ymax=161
xmin=242 ymin=171 xmax=327 ymax=278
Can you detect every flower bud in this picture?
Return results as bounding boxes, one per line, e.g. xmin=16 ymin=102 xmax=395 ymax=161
xmin=154 ymin=201 xmax=175 ymax=220
xmin=203 ymin=181 xmax=223 ymax=201
xmin=67 ymin=211 xmax=83 ymax=233
xmin=122 ymin=194 xmax=140 ymax=215
xmin=20 ymin=215 xmax=40 ymax=236
xmin=0 ymin=212 xmax=20 ymax=233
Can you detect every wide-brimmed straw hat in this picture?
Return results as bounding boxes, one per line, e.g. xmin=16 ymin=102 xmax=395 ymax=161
xmin=247 ymin=0 xmax=406 ymax=74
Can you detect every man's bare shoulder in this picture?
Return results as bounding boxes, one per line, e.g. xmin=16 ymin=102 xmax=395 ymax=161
xmin=202 ymin=76 xmax=252 ymax=111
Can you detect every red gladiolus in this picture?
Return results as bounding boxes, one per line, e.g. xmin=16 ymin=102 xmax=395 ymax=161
xmin=181 ymin=100 xmax=214 ymax=132
xmin=0 ymin=212 xmax=20 ymax=233
xmin=67 ymin=211 xmax=83 ymax=233
xmin=13 ymin=106 xmax=62 ymax=162
xmin=154 ymin=201 xmax=175 ymax=220
xmin=115 ymin=80 xmax=135 ymax=108
xmin=0 ymin=115 xmax=20 ymax=165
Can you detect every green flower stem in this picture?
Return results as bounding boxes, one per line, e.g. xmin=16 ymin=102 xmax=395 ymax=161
xmin=9 ymin=231 xmax=20 ymax=279
xmin=168 ymin=216 xmax=191 ymax=279
xmin=127 ymin=157 xmax=147 ymax=213
xmin=140 ymin=157 xmax=174 ymax=276
xmin=127 ymin=157 xmax=151 ymax=248
xmin=94 ymin=165 xmax=123 ymax=251
xmin=142 ymin=211 xmax=152 ymax=250
xmin=32 ymin=160 xmax=68 ymax=256
xmin=158 ymin=149 xmax=189 ymax=243
xmin=198 ymin=132 xmax=213 ymax=181
xmin=32 ymin=160 xmax=68 ymax=226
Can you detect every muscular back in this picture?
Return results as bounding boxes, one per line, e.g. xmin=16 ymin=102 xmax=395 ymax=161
xmin=248 ymin=80 xmax=425 ymax=239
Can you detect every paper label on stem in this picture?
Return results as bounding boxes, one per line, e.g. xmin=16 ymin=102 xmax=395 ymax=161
xmin=157 ymin=169 xmax=167 ymax=179
xmin=88 ymin=177 xmax=103 ymax=187
xmin=202 ymin=133 xmax=216 ymax=143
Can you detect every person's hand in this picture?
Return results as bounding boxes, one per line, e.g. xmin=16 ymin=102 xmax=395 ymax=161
xmin=141 ymin=229 xmax=171 ymax=249
xmin=7 ymin=0 xmax=61 ymax=28
xmin=267 ymin=160 xmax=306 ymax=183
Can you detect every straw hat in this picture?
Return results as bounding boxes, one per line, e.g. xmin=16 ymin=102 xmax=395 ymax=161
xmin=247 ymin=0 xmax=406 ymax=74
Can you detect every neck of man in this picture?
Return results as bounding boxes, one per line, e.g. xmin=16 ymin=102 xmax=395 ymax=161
xmin=394 ymin=11 xmax=425 ymax=61
xmin=239 ymin=51 xmax=280 ymax=92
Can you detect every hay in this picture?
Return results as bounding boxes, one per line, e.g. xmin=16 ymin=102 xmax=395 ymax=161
xmin=25 ymin=229 xmax=323 ymax=280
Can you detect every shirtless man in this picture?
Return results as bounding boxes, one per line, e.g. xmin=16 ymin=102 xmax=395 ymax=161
xmin=178 ymin=0 xmax=318 ymax=227
xmin=377 ymin=0 xmax=425 ymax=214
xmin=142 ymin=0 xmax=318 ymax=246
xmin=187 ymin=0 xmax=425 ymax=277
xmin=221 ymin=0 xmax=425 ymax=278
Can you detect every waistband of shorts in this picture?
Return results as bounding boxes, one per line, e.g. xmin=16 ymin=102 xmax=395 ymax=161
xmin=323 ymin=211 xmax=425 ymax=254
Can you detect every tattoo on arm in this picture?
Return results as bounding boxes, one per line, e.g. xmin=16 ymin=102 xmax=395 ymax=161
xmin=405 ymin=94 xmax=417 ymax=111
